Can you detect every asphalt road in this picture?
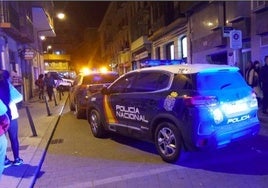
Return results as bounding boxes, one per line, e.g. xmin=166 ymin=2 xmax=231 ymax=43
xmin=33 ymin=103 xmax=268 ymax=188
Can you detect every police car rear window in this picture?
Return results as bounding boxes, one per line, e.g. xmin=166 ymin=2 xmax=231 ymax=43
xmin=197 ymin=71 xmax=247 ymax=90
xmin=83 ymin=74 xmax=118 ymax=85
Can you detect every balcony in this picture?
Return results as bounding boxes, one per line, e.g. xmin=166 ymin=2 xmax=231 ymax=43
xmin=0 ymin=2 xmax=34 ymax=43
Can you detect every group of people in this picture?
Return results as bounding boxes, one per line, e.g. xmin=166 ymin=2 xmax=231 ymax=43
xmin=0 ymin=69 xmax=23 ymax=179
xmin=245 ymin=55 xmax=268 ymax=114
xmin=0 ymin=71 xmax=59 ymax=179
xmin=35 ymin=72 xmax=56 ymax=101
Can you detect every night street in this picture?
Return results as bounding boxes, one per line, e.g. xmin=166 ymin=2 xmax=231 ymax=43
xmin=1 ymin=2 xmax=268 ymax=188
xmin=33 ymin=99 xmax=268 ymax=188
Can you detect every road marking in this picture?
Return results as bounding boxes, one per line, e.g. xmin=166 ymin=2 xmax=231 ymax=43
xmin=63 ymin=166 xmax=181 ymax=188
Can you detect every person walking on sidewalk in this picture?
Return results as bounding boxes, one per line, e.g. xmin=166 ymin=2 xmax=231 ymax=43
xmin=35 ymin=74 xmax=45 ymax=100
xmin=0 ymin=99 xmax=10 ymax=178
xmin=245 ymin=60 xmax=253 ymax=85
xmin=0 ymin=70 xmax=23 ymax=167
xmin=44 ymin=72 xmax=55 ymax=101
xmin=248 ymin=60 xmax=263 ymax=107
xmin=260 ymin=56 xmax=268 ymax=114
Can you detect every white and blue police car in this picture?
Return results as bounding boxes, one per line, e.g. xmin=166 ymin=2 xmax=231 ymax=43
xmin=86 ymin=64 xmax=260 ymax=163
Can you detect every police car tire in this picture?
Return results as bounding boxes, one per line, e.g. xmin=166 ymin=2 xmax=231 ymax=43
xmin=89 ymin=109 xmax=105 ymax=138
xmin=154 ymin=122 xmax=182 ymax=163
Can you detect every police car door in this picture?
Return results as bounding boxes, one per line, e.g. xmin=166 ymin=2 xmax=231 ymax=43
xmin=122 ymin=71 xmax=170 ymax=137
xmin=103 ymin=72 xmax=138 ymax=134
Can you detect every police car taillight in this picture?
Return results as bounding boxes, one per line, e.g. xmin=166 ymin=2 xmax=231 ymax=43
xmin=249 ymin=91 xmax=258 ymax=108
xmin=184 ymin=95 xmax=218 ymax=107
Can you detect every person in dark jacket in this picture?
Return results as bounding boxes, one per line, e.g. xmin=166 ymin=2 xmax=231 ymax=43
xmin=35 ymin=74 xmax=45 ymax=100
xmin=260 ymin=56 xmax=268 ymax=114
xmin=44 ymin=72 xmax=55 ymax=101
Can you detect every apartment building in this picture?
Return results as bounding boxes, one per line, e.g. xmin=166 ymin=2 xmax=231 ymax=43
xmin=0 ymin=1 xmax=55 ymax=101
xmin=99 ymin=1 xmax=268 ymax=77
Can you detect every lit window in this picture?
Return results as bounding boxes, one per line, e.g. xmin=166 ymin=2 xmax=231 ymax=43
xmin=166 ymin=42 xmax=174 ymax=60
xmin=181 ymin=36 xmax=187 ymax=58
xmin=170 ymin=44 xmax=174 ymax=60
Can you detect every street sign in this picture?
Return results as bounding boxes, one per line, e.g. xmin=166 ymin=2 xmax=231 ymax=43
xmin=24 ymin=48 xmax=36 ymax=60
xmin=223 ymin=26 xmax=233 ymax=37
xmin=230 ymin=30 xmax=242 ymax=49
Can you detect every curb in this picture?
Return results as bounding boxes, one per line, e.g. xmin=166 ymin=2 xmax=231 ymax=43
xmin=0 ymin=94 xmax=68 ymax=188
xmin=26 ymin=96 xmax=68 ymax=188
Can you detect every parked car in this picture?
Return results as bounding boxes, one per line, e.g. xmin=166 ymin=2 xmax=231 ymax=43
xmin=47 ymin=71 xmax=74 ymax=91
xmin=69 ymin=72 xmax=119 ymax=119
xmin=86 ymin=64 xmax=260 ymax=163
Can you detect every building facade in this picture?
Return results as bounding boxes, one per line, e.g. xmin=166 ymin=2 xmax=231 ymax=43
xmin=99 ymin=1 xmax=268 ymax=78
xmin=0 ymin=1 xmax=55 ymax=101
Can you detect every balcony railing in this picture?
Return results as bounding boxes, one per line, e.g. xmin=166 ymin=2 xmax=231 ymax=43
xmin=0 ymin=1 xmax=34 ymax=43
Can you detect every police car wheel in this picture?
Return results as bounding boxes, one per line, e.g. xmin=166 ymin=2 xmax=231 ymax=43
xmin=155 ymin=122 xmax=182 ymax=163
xmin=89 ymin=109 xmax=105 ymax=138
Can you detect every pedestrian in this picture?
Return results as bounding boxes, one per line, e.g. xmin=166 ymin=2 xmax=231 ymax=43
xmin=44 ymin=72 xmax=55 ymax=101
xmin=245 ymin=60 xmax=253 ymax=85
xmin=11 ymin=69 xmax=22 ymax=91
xmin=0 ymin=69 xmax=23 ymax=168
xmin=248 ymin=60 xmax=262 ymax=106
xmin=0 ymin=99 xmax=10 ymax=178
xmin=10 ymin=69 xmax=23 ymax=108
xmin=35 ymin=74 xmax=45 ymax=100
xmin=260 ymin=56 xmax=268 ymax=114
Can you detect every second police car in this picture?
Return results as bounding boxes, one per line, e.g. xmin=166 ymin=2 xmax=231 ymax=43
xmin=86 ymin=64 xmax=260 ymax=163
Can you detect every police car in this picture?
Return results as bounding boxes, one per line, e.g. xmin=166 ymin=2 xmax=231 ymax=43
xmin=86 ymin=64 xmax=260 ymax=163
xmin=69 ymin=72 xmax=119 ymax=119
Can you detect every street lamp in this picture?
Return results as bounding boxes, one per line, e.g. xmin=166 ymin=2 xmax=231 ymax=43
xmin=57 ymin=12 xmax=65 ymax=20
xmin=47 ymin=45 xmax=52 ymax=53
xmin=39 ymin=35 xmax=46 ymax=40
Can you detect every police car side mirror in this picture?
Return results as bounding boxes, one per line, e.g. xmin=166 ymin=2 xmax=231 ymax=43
xmin=88 ymin=85 xmax=98 ymax=93
xmin=101 ymin=87 xmax=109 ymax=95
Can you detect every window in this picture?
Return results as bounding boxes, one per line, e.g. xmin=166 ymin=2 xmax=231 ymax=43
xmin=174 ymin=74 xmax=194 ymax=90
xmin=109 ymin=73 xmax=137 ymax=93
xmin=83 ymin=73 xmax=118 ymax=85
xmin=166 ymin=42 xmax=174 ymax=60
xmin=131 ymin=72 xmax=170 ymax=92
xmin=155 ymin=47 xmax=161 ymax=59
xmin=197 ymin=71 xmax=247 ymax=90
xmin=181 ymin=36 xmax=187 ymax=58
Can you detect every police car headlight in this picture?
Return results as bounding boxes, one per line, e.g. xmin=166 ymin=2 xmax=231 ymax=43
xmin=212 ymin=108 xmax=223 ymax=124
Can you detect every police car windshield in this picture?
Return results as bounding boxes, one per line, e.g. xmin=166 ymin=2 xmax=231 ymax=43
xmin=197 ymin=71 xmax=246 ymax=90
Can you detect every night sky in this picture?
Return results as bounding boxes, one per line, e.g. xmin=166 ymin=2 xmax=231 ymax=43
xmin=50 ymin=1 xmax=110 ymax=57
xmin=54 ymin=1 xmax=110 ymax=30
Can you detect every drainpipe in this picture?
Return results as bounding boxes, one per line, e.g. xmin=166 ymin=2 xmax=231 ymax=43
xmin=0 ymin=35 xmax=7 ymax=69
xmin=0 ymin=0 xmax=5 ymax=23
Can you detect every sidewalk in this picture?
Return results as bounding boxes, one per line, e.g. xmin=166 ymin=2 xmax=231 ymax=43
xmin=0 ymin=92 xmax=68 ymax=188
xmin=0 ymin=93 xmax=267 ymax=188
